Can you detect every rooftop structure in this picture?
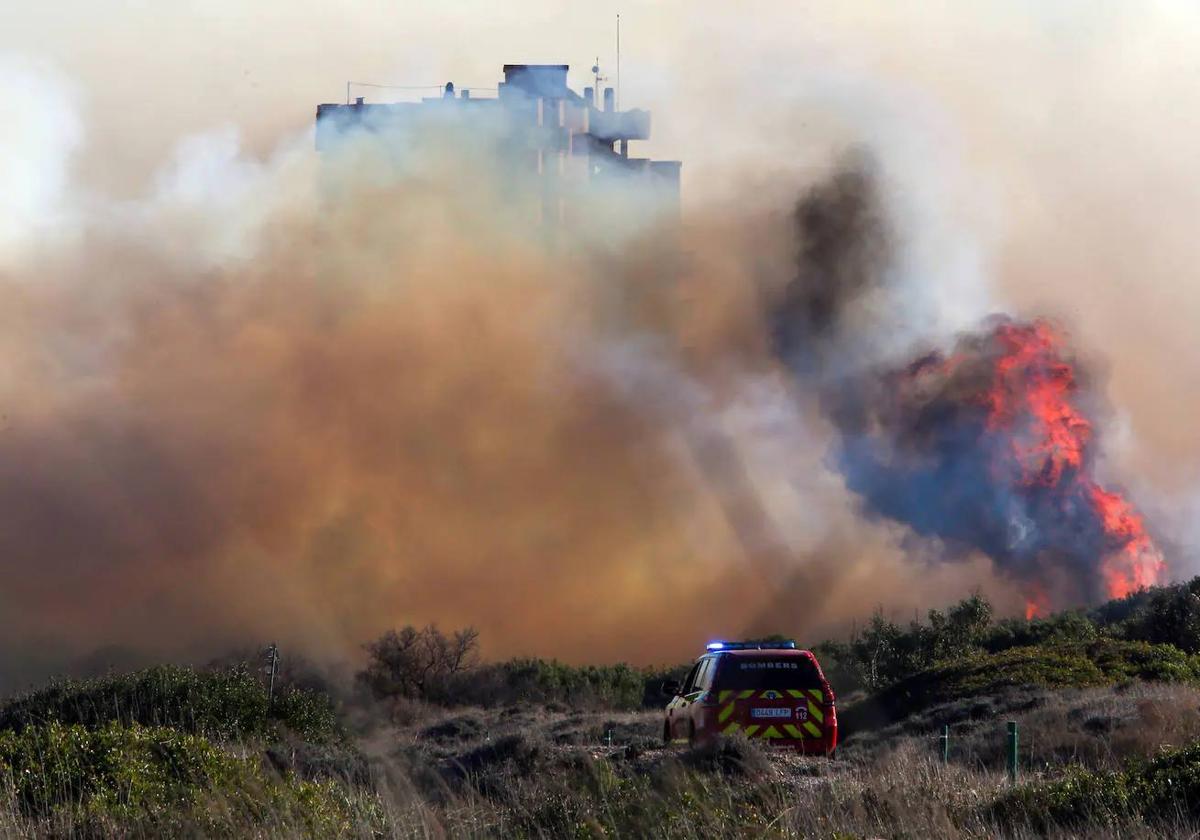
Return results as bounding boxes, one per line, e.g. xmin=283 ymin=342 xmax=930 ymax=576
xmin=315 ymin=63 xmax=681 ymax=229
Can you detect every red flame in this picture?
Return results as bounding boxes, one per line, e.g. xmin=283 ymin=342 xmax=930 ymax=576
xmin=984 ymin=321 xmax=1165 ymax=601
xmin=1024 ymin=587 xmax=1050 ymax=620
xmin=1088 ymin=484 xmax=1165 ymax=598
xmin=988 ymin=321 xmax=1092 ymax=488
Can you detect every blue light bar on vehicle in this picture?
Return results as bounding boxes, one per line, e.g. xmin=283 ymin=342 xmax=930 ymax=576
xmin=705 ymin=640 xmax=798 ymax=651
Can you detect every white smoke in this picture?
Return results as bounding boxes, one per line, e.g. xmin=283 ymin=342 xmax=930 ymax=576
xmin=0 ymin=55 xmax=81 ymax=267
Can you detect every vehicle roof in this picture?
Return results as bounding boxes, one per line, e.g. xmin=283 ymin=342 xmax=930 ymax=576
xmin=706 ymin=649 xmax=814 ymax=658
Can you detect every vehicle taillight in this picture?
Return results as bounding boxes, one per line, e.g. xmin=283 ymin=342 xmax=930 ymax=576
xmin=823 ymin=698 xmax=838 ymax=752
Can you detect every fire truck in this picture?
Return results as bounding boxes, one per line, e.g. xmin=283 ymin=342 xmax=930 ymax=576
xmin=661 ymin=640 xmax=837 ymax=754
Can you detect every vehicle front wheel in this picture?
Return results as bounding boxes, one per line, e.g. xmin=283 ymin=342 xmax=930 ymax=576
xmin=687 ymin=721 xmax=697 ymax=747
xmin=662 ymin=721 xmax=671 ymax=745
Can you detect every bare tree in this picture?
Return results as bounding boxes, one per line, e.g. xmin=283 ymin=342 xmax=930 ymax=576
xmin=357 ymin=624 xmax=480 ymax=702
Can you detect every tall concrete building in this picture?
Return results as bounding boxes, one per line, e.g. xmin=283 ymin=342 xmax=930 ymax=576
xmin=315 ymin=64 xmax=681 ymax=230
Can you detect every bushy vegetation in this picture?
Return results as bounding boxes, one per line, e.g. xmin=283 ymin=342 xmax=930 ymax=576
xmin=1115 ymin=577 xmax=1200 ymax=654
xmin=814 ymin=594 xmax=994 ymax=693
xmin=357 ymin=623 xmax=676 ymax=712
xmin=469 ymin=658 xmax=649 ymax=710
xmin=0 ymin=721 xmax=382 ymax=837
xmin=849 ymin=639 xmax=1200 ymax=728
xmin=991 ymin=738 xmax=1200 ymax=832
xmin=816 ymin=580 xmax=1200 ymax=707
xmin=5 ymin=581 xmax=1200 ymax=836
xmin=0 ymin=665 xmax=340 ymax=743
xmin=0 ymin=721 xmax=250 ymax=820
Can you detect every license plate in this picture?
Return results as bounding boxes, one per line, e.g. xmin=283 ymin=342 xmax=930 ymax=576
xmin=750 ymin=707 xmax=791 ymax=719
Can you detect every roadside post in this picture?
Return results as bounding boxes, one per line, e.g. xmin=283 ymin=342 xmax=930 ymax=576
xmin=265 ymin=643 xmax=279 ymax=710
xmin=940 ymin=725 xmax=949 ymax=764
xmin=1006 ymin=721 xmax=1019 ymax=782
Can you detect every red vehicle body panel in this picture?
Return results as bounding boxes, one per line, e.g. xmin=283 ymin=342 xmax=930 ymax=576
xmin=664 ymin=649 xmax=838 ymax=755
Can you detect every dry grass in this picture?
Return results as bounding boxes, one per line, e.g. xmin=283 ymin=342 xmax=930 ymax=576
xmin=5 ymin=684 xmax=1200 ymax=837
xmin=364 ymin=691 xmax=1200 ymax=839
xmin=845 ymin=682 xmax=1200 ymax=776
xmin=343 ymin=696 xmax=1200 ymax=838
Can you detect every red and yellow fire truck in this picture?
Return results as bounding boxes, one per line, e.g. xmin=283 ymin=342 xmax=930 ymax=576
xmin=662 ymin=640 xmax=837 ymax=754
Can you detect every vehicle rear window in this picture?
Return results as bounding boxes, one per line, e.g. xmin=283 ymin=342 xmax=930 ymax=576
xmin=715 ymin=656 xmax=822 ymax=690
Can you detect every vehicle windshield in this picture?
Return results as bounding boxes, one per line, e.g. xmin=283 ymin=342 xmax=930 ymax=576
xmin=715 ymin=656 xmax=822 ymax=690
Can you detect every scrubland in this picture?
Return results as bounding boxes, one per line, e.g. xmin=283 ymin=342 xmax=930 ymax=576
xmin=7 ymin=579 xmax=1200 ymax=837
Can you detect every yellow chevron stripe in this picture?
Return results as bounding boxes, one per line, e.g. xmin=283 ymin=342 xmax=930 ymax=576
xmin=787 ymin=689 xmax=805 ymax=699
xmin=742 ymin=725 xmax=760 ymax=737
xmin=760 ymin=725 xmax=782 ymax=739
xmin=738 ymin=690 xmax=756 ymax=700
xmin=718 ymin=703 xmax=735 ymax=724
xmin=723 ymin=721 xmax=741 ymax=735
xmin=807 ymin=701 xmax=824 ymax=724
xmin=718 ymin=690 xmax=732 ymax=703
xmin=808 ymin=689 xmax=823 ymax=701
xmin=804 ymin=720 xmax=822 ymax=738
xmin=783 ymin=724 xmax=803 ymax=738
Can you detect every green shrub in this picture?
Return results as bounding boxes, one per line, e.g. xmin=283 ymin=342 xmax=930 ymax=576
xmin=0 ymin=721 xmax=246 ymax=820
xmin=812 ymin=595 xmax=995 ymax=694
xmin=468 ymin=659 xmax=648 ymax=710
xmin=0 ymin=666 xmax=340 ymax=743
xmin=1119 ymin=579 xmax=1200 ymax=654
xmin=991 ymin=738 xmax=1200 ymax=831
xmin=990 ymin=765 xmax=1131 ymax=831
xmin=1128 ymin=740 xmax=1200 ymax=821
xmin=847 ymin=640 xmax=1200 ymax=729
xmin=1088 ymin=639 xmax=1200 ymax=683
xmin=272 ymin=683 xmax=341 ymax=742
xmin=983 ymin=610 xmax=1100 ymax=653
xmin=0 ymin=722 xmax=380 ymax=836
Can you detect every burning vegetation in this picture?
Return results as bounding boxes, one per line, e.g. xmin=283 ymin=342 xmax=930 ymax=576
xmin=775 ymin=160 xmax=1165 ymax=616
xmin=837 ymin=317 xmax=1165 ymax=616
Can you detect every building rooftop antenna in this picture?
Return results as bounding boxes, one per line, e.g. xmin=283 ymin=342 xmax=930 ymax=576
xmin=591 ymin=57 xmax=606 ymax=96
xmin=616 ymin=13 xmax=621 ymax=111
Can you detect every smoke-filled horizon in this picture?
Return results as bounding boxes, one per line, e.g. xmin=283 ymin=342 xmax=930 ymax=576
xmin=3 ymin=2 xmax=1199 ymax=690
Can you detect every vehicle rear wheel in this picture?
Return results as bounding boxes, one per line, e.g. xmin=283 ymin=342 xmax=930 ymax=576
xmin=687 ymin=721 xmax=697 ymax=747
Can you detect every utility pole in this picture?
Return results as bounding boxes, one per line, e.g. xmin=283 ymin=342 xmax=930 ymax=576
xmin=265 ymin=643 xmax=279 ymax=710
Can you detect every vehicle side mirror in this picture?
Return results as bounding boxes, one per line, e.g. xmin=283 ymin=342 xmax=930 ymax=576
xmin=661 ymin=680 xmax=681 ymax=697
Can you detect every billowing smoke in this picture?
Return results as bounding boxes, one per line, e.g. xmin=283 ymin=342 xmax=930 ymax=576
xmin=773 ymin=158 xmax=1166 ymax=616
xmin=4 ymin=76 xmax=969 ymax=691
xmin=5 ymin=1 xmax=1200 ymax=691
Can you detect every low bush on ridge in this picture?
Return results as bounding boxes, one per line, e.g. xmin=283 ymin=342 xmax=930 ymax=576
xmin=0 ymin=665 xmax=340 ymax=743
xmin=842 ymin=639 xmax=1200 ymax=731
